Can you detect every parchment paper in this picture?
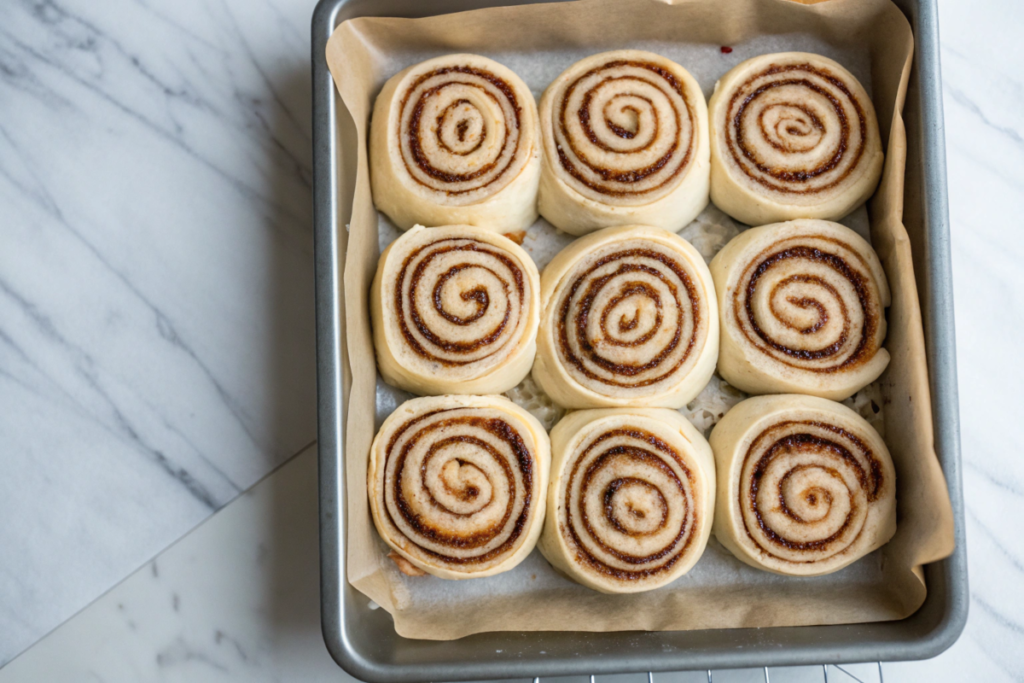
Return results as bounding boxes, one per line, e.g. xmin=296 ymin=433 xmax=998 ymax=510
xmin=326 ymin=0 xmax=956 ymax=639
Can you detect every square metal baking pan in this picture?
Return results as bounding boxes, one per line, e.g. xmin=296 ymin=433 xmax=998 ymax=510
xmin=312 ymin=1 xmax=968 ymax=680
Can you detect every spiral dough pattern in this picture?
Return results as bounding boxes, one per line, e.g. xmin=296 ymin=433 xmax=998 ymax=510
xmin=539 ymin=409 xmax=715 ymax=593
xmin=368 ymin=395 xmax=549 ymax=579
xmin=708 ymin=52 xmax=883 ymax=225
xmin=371 ymin=225 xmax=540 ymax=396
xmin=398 ymin=67 xmax=527 ymax=200
xmin=710 ymin=219 xmax=890 ymax=401
xmin=553 ymin=60 xmax=694 ymax=204
xmin=534 ymin=226 xmax=718 ymax=408
xmin=538 ymin=51 xmax=710 ymax=235
xmin=370 ymin=55 xmax=540 ymax=232
xmin=710 ymin=395 xmax=896 ymax=576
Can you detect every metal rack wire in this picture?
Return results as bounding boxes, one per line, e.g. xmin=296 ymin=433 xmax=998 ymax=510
xmin=528 ymin=663 xmax=887 ymax=683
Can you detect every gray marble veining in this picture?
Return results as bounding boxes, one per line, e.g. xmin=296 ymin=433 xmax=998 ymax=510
xmin=0 ymin=0 xmax=317 ymax=665
xmin=0 ymin=0 xmax=1022 ymax=678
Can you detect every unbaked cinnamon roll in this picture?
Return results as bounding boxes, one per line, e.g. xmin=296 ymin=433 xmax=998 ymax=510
xmin=534 ymin=225 xmax=718 ymax=408
xmin=710 ymin=219 xmax=890 ymax=401
xmin=368 ymin=395 xmax=550 ymax=579
xmin=370 ymin=54 xmax=540 ymax=232
xmin=538 ymin=50 xmax=710 ymax=235
xmin=710 ymin=394 xmax=896 ymax=576
xmin=708 ymin=52 xmax=884 ymax=225
xmin=539 ymin=409 xmax=715 ymax=593
xmin=371 ymin=225 xmax=540 ymax=396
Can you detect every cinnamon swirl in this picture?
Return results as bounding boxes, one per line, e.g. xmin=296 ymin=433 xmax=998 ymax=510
xmin=710 ymin=394 xmax=896 ymax=576
xmin=708 ymin=53 xmax=884 ymax=225
xmin=538 ymin=50 xmax=710 ymax=235
xmin=368 ymin=394 xmax=550 ymax=579
xmin=534 ymin=225 xmax=718 ymax=408
xmin=710 ymin=219 xmax=890 ymax=401
xmin=371 ymin=224 xmax=540 ymax=396
xmin=370 ymin=54 xmax=540 ymax=232
xmin=539 ymin=409 xmax=715 ymax=593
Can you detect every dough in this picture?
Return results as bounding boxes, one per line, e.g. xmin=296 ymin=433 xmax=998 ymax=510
xmin=538 ymin=408 xmax=715 ymax=593
xmin=538 ymin=50 xmax=710 ymax=235
xmin=371 ymin=224 xmax=540 ymax=396
xmin=710 ymin=219 xmax=890 ymax=400
xmin=368 ymin=394 xmax=550 ymax=579
xmin=534 ymin=225 xmax=718 ymax=408
xmin=710 ymin=394 xmax=896 ymax=576
xmin=708 ymin=52 xmax=884 ymax=225
xmin=370 ymin=54 xmax=540 ymax=232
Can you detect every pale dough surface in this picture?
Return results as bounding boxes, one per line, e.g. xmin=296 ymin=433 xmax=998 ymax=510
xmin=371 ymin=224 xmax=540 ymax=396
xmin=710 ymin=219 xmax=890 ymax=400
xmin=538 ymin=408 xmax=715 ymax=593
xmin=534 ymin=225 xmax=719 ymax=408
xmin=370 ymin=54 xmax=541 ymax=232
xmin=368 ymin=394 xmax=550 ymax=580
xmin=538 ymin=50 xmax=710 ymax=235
xmin=708 ymin=52 xmax=883 ymax=226
xmin=709 ymin=394 xmax=896 ymax=576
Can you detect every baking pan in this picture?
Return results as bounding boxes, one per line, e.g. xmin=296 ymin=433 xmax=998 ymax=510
xmin=312 ymin=0 xmax=968 ymax=680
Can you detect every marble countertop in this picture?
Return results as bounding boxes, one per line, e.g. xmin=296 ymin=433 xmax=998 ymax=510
xmin=1 ymin=0 xmax=1021 ymax=680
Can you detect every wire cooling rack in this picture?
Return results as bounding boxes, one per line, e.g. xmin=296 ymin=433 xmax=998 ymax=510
xmin=519 ymin=663 xmax=888 ymax=683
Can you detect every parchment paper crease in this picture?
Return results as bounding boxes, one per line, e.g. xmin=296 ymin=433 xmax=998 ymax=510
xmin=326 ymin=0 xmax=956 ymax=640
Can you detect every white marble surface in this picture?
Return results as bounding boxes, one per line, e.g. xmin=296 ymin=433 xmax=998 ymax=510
xmin=1 ymin=0 xmax=1023 ymax=680
xmin=0 ymin=0 xmax=317 ymax=667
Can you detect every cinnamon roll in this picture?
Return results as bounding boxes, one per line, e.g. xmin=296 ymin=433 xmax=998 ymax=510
xmin=538 ymin=50 xmax=710 ymax=235
xmin=708 ymin=52 xmax=884 ymax=225
xmin=368 ymin=394 xmax=550 ymax=579
xmin=370 ymin=54 xmax=540 ymax=232
xmin=534 ymin=225 xmax=718 ymax=408
xmin=371 ymin=224 xmax=540 ymax=396
xmin=710 ymin=219 xmax=890 ymax=401
xmin=710 ymin=394 xmax=896 ymax=576
xmin=539 ymin=409 xmax=715 ymax=593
